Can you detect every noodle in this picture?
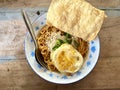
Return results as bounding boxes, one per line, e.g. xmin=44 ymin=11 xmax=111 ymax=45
xmin=37 ymin=25 xmax=89 ymax=72
xmin=37 ymin=25 xmax=57 ymax=71
xmin=78 ymin=38 xmax=89 ymax=57
xmin=48 ymin=62 xmax=57 ymax=72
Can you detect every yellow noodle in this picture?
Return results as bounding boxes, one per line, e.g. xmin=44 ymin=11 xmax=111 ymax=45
xmin=37 ymin=25 xmax=89 ymax=72
xmin=48 ymin=62 xmax=56 ymax=71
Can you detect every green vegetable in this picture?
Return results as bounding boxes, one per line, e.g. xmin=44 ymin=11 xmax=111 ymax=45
xmin=52 ymin=44 xmax=60 ymax=51
xmin=56 ymin=39 xmax=64 ymax=44
xmin=52 ymin=33 xmax=72 ymax=51
xmin=64 ymin=38 xmax=72 ymax=44
xmin=64 ymin=33 xmax=72 ymax=44
xmin=65 ymin=33 xmax=72 ymax=38
xmin=52 ymin=39 xmax=64 ymax=51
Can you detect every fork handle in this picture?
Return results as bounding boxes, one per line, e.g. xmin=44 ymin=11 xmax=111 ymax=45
xmin=21 ymin=9 xmax=38 ymax=48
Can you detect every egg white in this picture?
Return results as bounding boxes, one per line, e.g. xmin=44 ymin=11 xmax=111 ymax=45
xmin=51 ymin=43 xmax=83 ymax=74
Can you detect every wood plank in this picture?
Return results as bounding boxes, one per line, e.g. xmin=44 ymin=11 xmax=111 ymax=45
xmin=0 ymin=0 xmax=120 ymax=8
xmin=0 ymin=20 xmax=26 ymax=59
xmin=0 ymin=0 xmax=51 ymax=8
xmin=0 ymin=1 xmax=120 ymax=89
xmin=99 ymin=17 xmax=120 ymax=58
xmin=1 ymin=17 xmax=120 ymax=60
xmin=87 ymin=0 xmax=120 ymax=8
xmin=57 ymin=57 xmax=120 ymax=90
xmin=0 ymin=60 xmax=57 ymax=90
xmin=0 ymin=57 xmax=119 ymax=90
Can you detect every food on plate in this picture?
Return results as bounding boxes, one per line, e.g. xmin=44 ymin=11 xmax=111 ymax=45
xmin=47 ymin=0 xmax=106 ymax=41
xmin=37 ymin=25 xmax=88 ymax=73
xmin=51 ymin=43 xmax=83 ymax=73
xmin=37 ymin=0 xmax=106 ymax=74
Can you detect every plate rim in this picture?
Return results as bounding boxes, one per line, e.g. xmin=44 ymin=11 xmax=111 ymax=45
xmin=24 ymin=13 xmax=100 ymax=84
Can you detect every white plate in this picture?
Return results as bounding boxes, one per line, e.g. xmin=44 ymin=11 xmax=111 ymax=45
xmin=24 ymin=13 xmax=100 ymax=84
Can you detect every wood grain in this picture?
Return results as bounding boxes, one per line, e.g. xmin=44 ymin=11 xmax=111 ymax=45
xmin=0 ymin=16 xmax=120 ymax=90
xmin=0 ymin=0 xmax=51 ymax=8
xmin=0 ymin=20 xmax=26 ymax=59
xmin=0 ymin=57 xmax=119 ymax=90
xmin=0 ymin=60 xmax=57 ymax=90
xmin=0 ymin=0 xmax=120 ymax=90
xmin=87 ymin=0 xmax=120 ymax=8
xmin=0 ymin=0 xmax=120 ymax=8
xmin=100 ymin=17 xmax=120 ymax=58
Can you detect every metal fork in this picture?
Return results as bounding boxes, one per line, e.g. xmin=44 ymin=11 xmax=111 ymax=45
xmin=21 ymin=9 xmax=48 ymax=69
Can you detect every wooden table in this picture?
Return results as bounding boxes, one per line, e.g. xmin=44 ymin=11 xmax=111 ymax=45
xmin=0 ymin=0 xmax=120 ymax=90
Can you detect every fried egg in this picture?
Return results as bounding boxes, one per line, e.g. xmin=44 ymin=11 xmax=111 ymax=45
xmin=51 ymin=43 xmax=83 ymax=74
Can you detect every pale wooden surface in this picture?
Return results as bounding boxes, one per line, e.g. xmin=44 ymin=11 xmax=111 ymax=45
xmin=0 ymin=0 xmax=120 ymax=90
xmin=0 ymin=0 xmax=120 ymax=8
